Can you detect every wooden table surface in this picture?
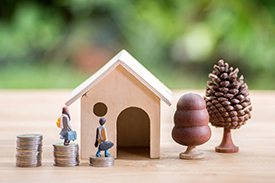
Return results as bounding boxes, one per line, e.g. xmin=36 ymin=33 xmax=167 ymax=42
xmin=0 ymin=90 xmax=274 ymax=183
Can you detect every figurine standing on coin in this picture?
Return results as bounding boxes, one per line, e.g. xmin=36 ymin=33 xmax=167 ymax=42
xmin=57 ymin=107 xmax=76 ymax=146
xmin=95 ymin=118 xmax=114 ymax=157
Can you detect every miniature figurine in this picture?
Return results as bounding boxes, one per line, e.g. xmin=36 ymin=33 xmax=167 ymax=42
xmin=53 ymin=107 xmax=78 ymax=167
xmin=205 ymin=60 xmax=252 ymax=153
xmin=94 ymin=118 xmax=113 ymax=157
xmin=58 ymin=107 xmax=77 ymax=146
xmin=89 ymin=118 xmax=114 ymax=167
xmin=172 ymin=93 xmax=211 ymax=159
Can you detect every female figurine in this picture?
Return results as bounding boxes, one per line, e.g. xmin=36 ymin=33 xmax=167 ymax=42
xmin=94 ymin=118 xmax=113 ymax=157
xmin=59 ymin=107 xmax=72 ymax=145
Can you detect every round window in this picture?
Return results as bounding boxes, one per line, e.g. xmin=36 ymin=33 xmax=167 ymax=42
xmin=93 ymin=102 xmax=108 ymax=117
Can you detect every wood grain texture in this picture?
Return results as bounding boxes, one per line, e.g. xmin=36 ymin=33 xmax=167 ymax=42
xmin=0 ymin=90 xmax=275 ymax=183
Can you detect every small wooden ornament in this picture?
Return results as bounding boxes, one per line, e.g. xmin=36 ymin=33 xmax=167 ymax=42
xmin=172 ymin=93 xmax=211 ymax=160
xmin=205 ymin=60 xmax=252 ymax=153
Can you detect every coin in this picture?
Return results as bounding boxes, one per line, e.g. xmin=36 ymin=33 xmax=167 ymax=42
xmin=17 ymin=134 xmax=43 ymax=141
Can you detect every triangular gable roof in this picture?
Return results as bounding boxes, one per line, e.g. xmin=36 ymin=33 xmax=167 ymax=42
xmin=65 ymin=49 xmax=172 ymax=106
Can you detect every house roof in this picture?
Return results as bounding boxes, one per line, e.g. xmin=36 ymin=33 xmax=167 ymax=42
xmin=65 ymin=49 xmax=172 ymax=106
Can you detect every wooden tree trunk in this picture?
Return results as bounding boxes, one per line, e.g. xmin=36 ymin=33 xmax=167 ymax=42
xmin=215 ymin=128 xmax=239 ymax=153
xmin=180 ymin=146 xmax=204 ymax=160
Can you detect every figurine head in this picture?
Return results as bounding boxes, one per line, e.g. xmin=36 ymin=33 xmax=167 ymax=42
xmin=62 ymin=106 xmax=68 ymax=112
xmin=99 ymin=118 xmax=106 ymax=126
xmin=62 ymin=106 xmax=70 ymax=119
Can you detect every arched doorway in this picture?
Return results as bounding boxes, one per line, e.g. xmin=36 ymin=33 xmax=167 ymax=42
xmin=117 ymin=107 xmax=150 ymax=158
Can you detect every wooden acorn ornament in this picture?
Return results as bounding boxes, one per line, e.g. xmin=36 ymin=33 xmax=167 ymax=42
xmin=172 ymin=93 xmax=211 ymax=159
xmin=204 ymin=60 xmax=252 ymax=153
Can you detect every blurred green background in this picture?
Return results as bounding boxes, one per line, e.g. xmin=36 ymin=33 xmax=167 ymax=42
xmin=0 ymin=0 xmax=274 ymax=89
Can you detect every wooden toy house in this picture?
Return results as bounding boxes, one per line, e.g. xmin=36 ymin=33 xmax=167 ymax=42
xmin=65 ymin=50 xmax=172 ymax=159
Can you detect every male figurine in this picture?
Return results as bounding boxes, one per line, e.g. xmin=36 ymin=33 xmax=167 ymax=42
xmin=94 ymin=118 xmax=113 ymax=157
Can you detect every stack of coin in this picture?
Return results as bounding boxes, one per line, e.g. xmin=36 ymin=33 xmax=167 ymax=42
xmin=53 ymin=142 xmax=79 ymax=167
xmin=16 ymin=134 xmax=43 ymax=167
xmin=89 ymin=155 xmax=114 ymax=167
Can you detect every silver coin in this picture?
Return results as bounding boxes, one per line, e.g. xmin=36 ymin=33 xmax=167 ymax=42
xmin=54 ymin=158 xmax=79 ymax=163
xmin=54 ymin=156 xmax=77 ymax=160
xmin=54 ymin=156 xmax=78 ymax=160
xmin=53 ymin=148 xmax=78 ymax=152
xmin=53 ymin=162 xmax=79 ymax=167
xmin=53 ymin=145 xmax=78 ymax=148
xmin=16 ymin=154 xmax=41 ymax=158
xmin=54 ymin=155 xmax=78 ymax=159
xmin=16 ymin=154 xmax=41 ymax=159
xmin=54 ymin=155 xmax=77 ymax=159
xmin=54 ymin=152 xmax=77 ymax=156
xmin=17 ymin=139 xmax=42 ymax=142
xmin=16 ymin=151 xmax=41 ymax=156
xmin=17 ymin=134 xmax=43 ymax=138
xmin=54 ymin=159 xmax=79 ymax=164
xmin=53 ymin=142 xmax=78 ymax=148
xmin=53 ymin=149 xmax=78 ymax=153
xmin=16 ymin=163 xmax=41 ymax=166
xmin=16 ymin=155 xmax=41 ymax=159
xmin=16 ymin=162 xmax=42 ymax=167
xmin=17 ymin=144 xmax=42 ymax=148
xmin=53 ymin=149 xmax=78 ymax=152
xmin=16 ymin=159 xmax=41 ymax=164
xmin=17 ymin=145 xmax=42 ymax=150
xmin=17 ymin=134 xmax=43 ymax=143
xmin=54 ymin=160 xmax=78 ymax=165
xmin=17 ymin=141 xmax=42 ymax=145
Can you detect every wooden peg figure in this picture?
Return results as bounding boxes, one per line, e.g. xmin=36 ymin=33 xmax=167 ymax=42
xmin=172 ymin=93 xmax=211 ymax=159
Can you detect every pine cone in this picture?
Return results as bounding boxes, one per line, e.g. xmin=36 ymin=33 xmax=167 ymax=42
xmin=204 ymin=60 xmax=252 ymax=129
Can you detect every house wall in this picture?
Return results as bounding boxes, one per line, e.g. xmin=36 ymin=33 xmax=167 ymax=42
xmin=81 ymin=65 xmax=160 ymax=159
